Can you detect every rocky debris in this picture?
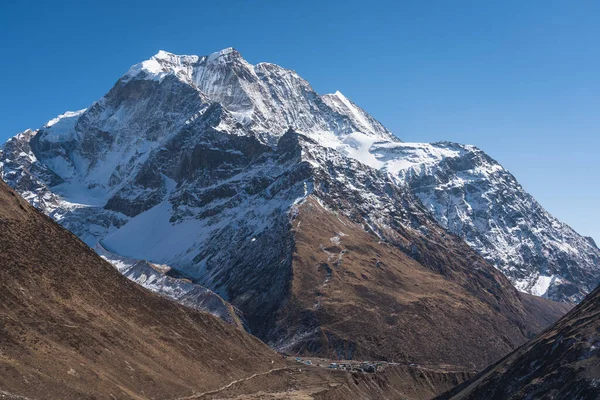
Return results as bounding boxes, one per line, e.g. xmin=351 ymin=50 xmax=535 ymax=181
xmin=0 ymin=391 xmax=32 ymax=400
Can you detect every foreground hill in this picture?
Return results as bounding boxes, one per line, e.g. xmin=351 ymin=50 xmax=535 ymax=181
xmin=0 ymin=179 xmax=283 ymax=399
xmin=438 ymin=284 xmax=600 ymax=399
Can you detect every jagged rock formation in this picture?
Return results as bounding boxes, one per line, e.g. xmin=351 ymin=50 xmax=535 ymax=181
xmin=374 ymin=141 xmax=600 ymax=303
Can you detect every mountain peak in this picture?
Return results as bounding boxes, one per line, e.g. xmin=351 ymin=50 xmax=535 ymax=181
xmin=207 ymin=47 xmax=241 ymax=62
xmin=124 ymin=50 xmax=191 ymax=82
xmin=333 ymin=90 xmax=346 ymax=99
xmin=124 ymin=48 xmax=246 ymax=83
xmin=153 ymin=49 xmax=175 ymax=59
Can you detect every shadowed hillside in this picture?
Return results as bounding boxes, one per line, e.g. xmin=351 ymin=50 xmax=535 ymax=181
xmin=438 ymin=284 xmax=600 ymax=399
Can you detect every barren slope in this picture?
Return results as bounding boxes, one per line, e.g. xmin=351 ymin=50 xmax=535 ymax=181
xmin=272 ymin=196 xmax=569 ymax=369
xmin=0 ymin=180 xmax=283 ymax=399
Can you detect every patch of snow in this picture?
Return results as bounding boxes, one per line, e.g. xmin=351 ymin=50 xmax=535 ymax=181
xmin=333 ymin=91 xmax=372 ymax=132
xmin=514 ymin=275 xmax=562 ymax=297
xmin=52 ymin=181 xmax=112 ymax=208
xmin=45 ymin=109 xmax=86 ymax=128
xmin=337 ymin=132 xmax=385 ymax=169
xmin=102 ymin=200 xmax=209 ymax=265
xmin=42 ymin=109 xmax=86 ymax=142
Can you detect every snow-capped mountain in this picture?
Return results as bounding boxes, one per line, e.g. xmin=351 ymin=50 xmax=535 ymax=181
xmin=1 ymin=47 xmax=596 ymax=311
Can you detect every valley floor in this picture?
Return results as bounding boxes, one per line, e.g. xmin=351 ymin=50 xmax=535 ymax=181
xmin=178 ymin=358 xmax=475 ymax=400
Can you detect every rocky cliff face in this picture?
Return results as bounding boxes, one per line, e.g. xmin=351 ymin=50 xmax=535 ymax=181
xmin=373 ymin=141 xmax=600 ymax=303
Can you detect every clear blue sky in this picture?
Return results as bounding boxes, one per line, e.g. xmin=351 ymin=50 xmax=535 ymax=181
xmin=1 ymin=0 xmax=598 ymax=242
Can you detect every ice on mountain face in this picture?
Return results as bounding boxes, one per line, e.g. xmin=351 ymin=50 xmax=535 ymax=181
xmin=514 ymin=275 xmax=563 ymax=297
xmin=96 ymin=244 xmax=244 ymax=326
xmin=45 ymin=109 xmax=86 ymax=128
xmin=334 ymin=91 xmax=370 ymax=127
xmin=337 ymin=132 xmax=385 ymax=169
xmin=124 ymin=50 xmax=200 ymax=83
xmin=125 ymin=58 xmax=167 ymax=82
xmin=102 ymin=200 xmax=211 ymax=266
xmin=323 ymin=91 xmax=378 ymax=136
xmin=370 ymin=142 xmax=466 ymax=176
xmin=42 ymin=109 xmax=86 ymax=143
xmin=206 ymin=47 xmax=238 ymax=63
xmin=1 ymin=48 xmax=599 ymax=305
xmin=52 ymin=181 xmax=111 ymax=208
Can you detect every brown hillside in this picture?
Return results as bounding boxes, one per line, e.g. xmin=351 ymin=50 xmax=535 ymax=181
xmin=274 ymin=197 xmax=570 ymax=369
xmin=0 ymin=180 xmax=283 ymax=399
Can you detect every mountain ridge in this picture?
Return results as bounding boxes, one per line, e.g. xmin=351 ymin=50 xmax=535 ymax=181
xmin=3 ymin=48 xmax=596 ymax=303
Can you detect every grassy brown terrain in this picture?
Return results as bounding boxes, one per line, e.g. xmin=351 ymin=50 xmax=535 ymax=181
xmin=0 ymin=180 xmax=284 ymax=399
xmin=166 ymin=359 xmax=474 ymax=400
xmin=437 ymin=284 xmax=600 ymax=400
xmin=274 ymin=197 xmax=570 ymax=369
xmin=316 ymin=365 xmax=474 ymax=400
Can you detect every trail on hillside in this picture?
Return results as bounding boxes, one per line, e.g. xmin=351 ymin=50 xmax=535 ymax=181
xmin=174 ymin=367 xmax=290 ymax=399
